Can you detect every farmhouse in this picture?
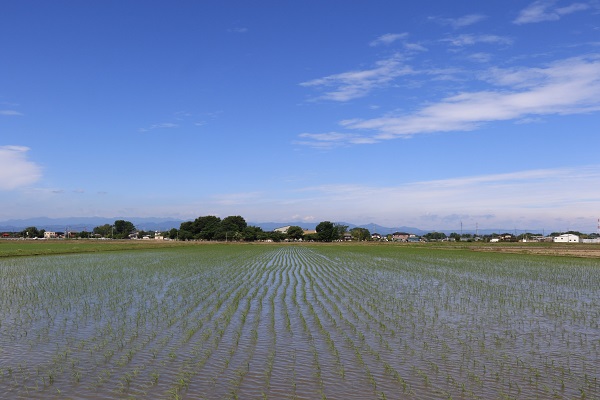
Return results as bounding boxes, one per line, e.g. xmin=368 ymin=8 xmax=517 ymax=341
xmin=44 ymin=231 xmax=57 ymax=239
xmin=392 ymin=232 xmax=410 ymax=241
xmin=274 ymin=226 xmax=290 ymax=234
xmin=553 ymin=234 xmax=580 ymax=243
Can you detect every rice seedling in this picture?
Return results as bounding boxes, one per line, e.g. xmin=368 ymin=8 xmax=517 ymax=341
xmin=0 ymin=244 xmax=597 ymax=398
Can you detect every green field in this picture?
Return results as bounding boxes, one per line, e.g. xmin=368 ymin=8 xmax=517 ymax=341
xmin=0 ymin=244 xmax=598 ymax=399
xmin=0 ymin=239 xmax=194 ymax=257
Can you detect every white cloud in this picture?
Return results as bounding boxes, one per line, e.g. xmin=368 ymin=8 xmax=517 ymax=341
xmin=404 ymin=42 xmax=428 ymax=52
xmin=468 ymin=52 xmax=492 ymax=63
xmin=514 ymin=0 xmax=590 ymax=24
xmin=443 ymin=34 xmax=513 ymax=47
xmin=369 ymin=33 xmax=408 ymax=46
xmin=431 ymin=14 xmax=487 ymax=29
xmin=300 ymin=55 xmax=414 ymax=101
xmin=0 ymin=146 xmax=42 ymax=190
xmin=294 ymin=165 xmax=600 ymax=230
xmin=294 ymin=132 xmax=378 ymax=149
xmin=139 ymin=122 xmax=179 ymax=132
xmin=299 ymin=54 xmax=600 ymax=145
xmin=0 ymin=110 xmax=23 ymax=116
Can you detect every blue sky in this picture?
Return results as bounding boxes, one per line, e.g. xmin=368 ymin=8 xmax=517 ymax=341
xmin=2 ymin=0 xmax=600 ymax=232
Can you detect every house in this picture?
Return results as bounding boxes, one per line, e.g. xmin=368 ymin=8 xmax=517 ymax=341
xmin=44 ymin=231 xmax=57 ymax=239
xmin=553 ymin=234 xmax=580 ymax=243
xmin=392 ymin=232 xmax=410 ymax=241
xmin=582 ymin=238 xmax=600 ymax=243
xmin=274 ymin=226 xmax=291 ymax=234
xmin=371 ymin=233 xmax=382 ymax=240
xmin=342 ymin=232 xmax=353 ymax=241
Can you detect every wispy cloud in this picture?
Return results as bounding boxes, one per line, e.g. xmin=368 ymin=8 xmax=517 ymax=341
xmin=298 ymin=54 xmax=600 ymax=146
xmin=369 ymin=33 xmax=408 ymax=46
xmin=294 ymin=132 xmax=378 ymax=149
xmin=442 ymin=34 xmax=513 ymax=47
xmin=0 ymin=146 xmax=42 ymax=190
xmin=300 ymin=55 xmax=414 ymax=101
xmin=468 ymin=52 xmax=492 ymax=63
xmin=294 ymin=165 xmax=600 ymax=230
xmin=430 ymin=14 xmax=487 ymax=29
xmin=514 ymin=0 xmax=590 ymax=24
xmin=139 ymin=122 xmax=179 ymax=133
xmin=0 ymin=110 xmax=23 ymax=116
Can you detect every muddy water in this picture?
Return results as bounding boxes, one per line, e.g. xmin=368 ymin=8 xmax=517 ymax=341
xmin=0 ymin=246 xmax=598 ymax=399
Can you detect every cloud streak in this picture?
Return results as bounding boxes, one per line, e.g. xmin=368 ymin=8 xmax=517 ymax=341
xmin=299 ymin=54 xmax=600 ymax=145
xmin=442 ymin=34 xmax=513 ymax=47
xmin=300 ymin=55 xmax=414 ymax=101
xmin=293 ymin=165 xmax=600 ymax=230
xmin=0 ymin=110 xmax=23 ymax=116
xmin=0 ymin=146 xmax=42 ymax=190
xmin=430 ymin=14 xmax=487 ymax=29
xmin=369 ymin=33 xmax=408 ymax=46
xmin=514 ymin=0 xmax=590 ymax=24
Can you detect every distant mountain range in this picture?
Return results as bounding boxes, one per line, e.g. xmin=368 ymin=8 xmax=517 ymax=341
xmin=0 ymin=217 xmax=184 ymax=233
xmin=0 ymin=216 xmax=543 ymax=236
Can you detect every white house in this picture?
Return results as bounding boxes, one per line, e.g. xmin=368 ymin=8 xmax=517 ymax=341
xmin=274 ymin=226 xmax=291 ymax=234
xmin=553 ymin=234 xmax=580 ymax=243
xmin=44 ymin=231 xmax=57 ymax=239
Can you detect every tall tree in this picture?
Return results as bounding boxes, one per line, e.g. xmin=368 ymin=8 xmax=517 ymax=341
xmin=221 ymin=215 xmax=247 ymax=232
xmin=114 ymin=220 xmax=135 ymax=238
xmin=350 ymin=227 xmax=371 ymax=241
xmin=287 ymin=226 xmax=304 ymax=240
xmin=334 ymin=223 xmax=349 ymax=239
xmin=316 ymin=221 xmax=339 ymax=242
xmin=21 ymin=226 xmax=40 ymax=238
xmin=93 ymin=224 xmax=112 ymax=238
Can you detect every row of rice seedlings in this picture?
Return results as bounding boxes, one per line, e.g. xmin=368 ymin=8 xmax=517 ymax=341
xmin=318 ymin=245 xmax=600 ymax=399
xmin=302 ymin=251 xmax=417 ymax=397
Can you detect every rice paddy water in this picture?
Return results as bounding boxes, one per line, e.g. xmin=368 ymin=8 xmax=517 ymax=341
xmin=0 ymin=244 xmax=598 ymax=399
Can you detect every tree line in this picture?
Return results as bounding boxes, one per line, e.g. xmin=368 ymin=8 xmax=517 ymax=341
xmin=11 ymin=217 xmax=360 ymax=242
xmin=9 ymin=218 xmax=598 ymax=242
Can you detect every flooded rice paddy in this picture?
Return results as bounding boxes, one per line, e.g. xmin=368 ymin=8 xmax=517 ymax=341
xmin=0 ymin=245 xmax=598 ymax=399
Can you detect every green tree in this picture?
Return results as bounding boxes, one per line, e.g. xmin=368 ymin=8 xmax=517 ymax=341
xmin=221 ymin=215 xmax=247 ymax=233
xmin=21 ymin=226 xmax=40 ymax=238
xmin=179 ymin=216 xmax=222 ymax=240
xmin=423 ymin=232 xmax=447 ymax=241
xmin=350 ymin=227 xmax=371 ymax=241
xmin=242 ymin=226 xmax=263 ymax=241
xmin=114 ymin=220 xmax=136 ymax=239
xmin=449 ymin=232 xmax=461 ymax=241
xmin=93 ymin=224 xmax=112 ymax=238
xmin=316 ymin=221 xmax=340 ymax=242
xmin=334 ymin=224 xmax=349 ymax=240
xmin=287 ymin=226 xmax=304 ymax=240
xmin=167 ymin=228 xmax=179 ymax=240
xmin=194 ymin=215 xmax=222 ymax=240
